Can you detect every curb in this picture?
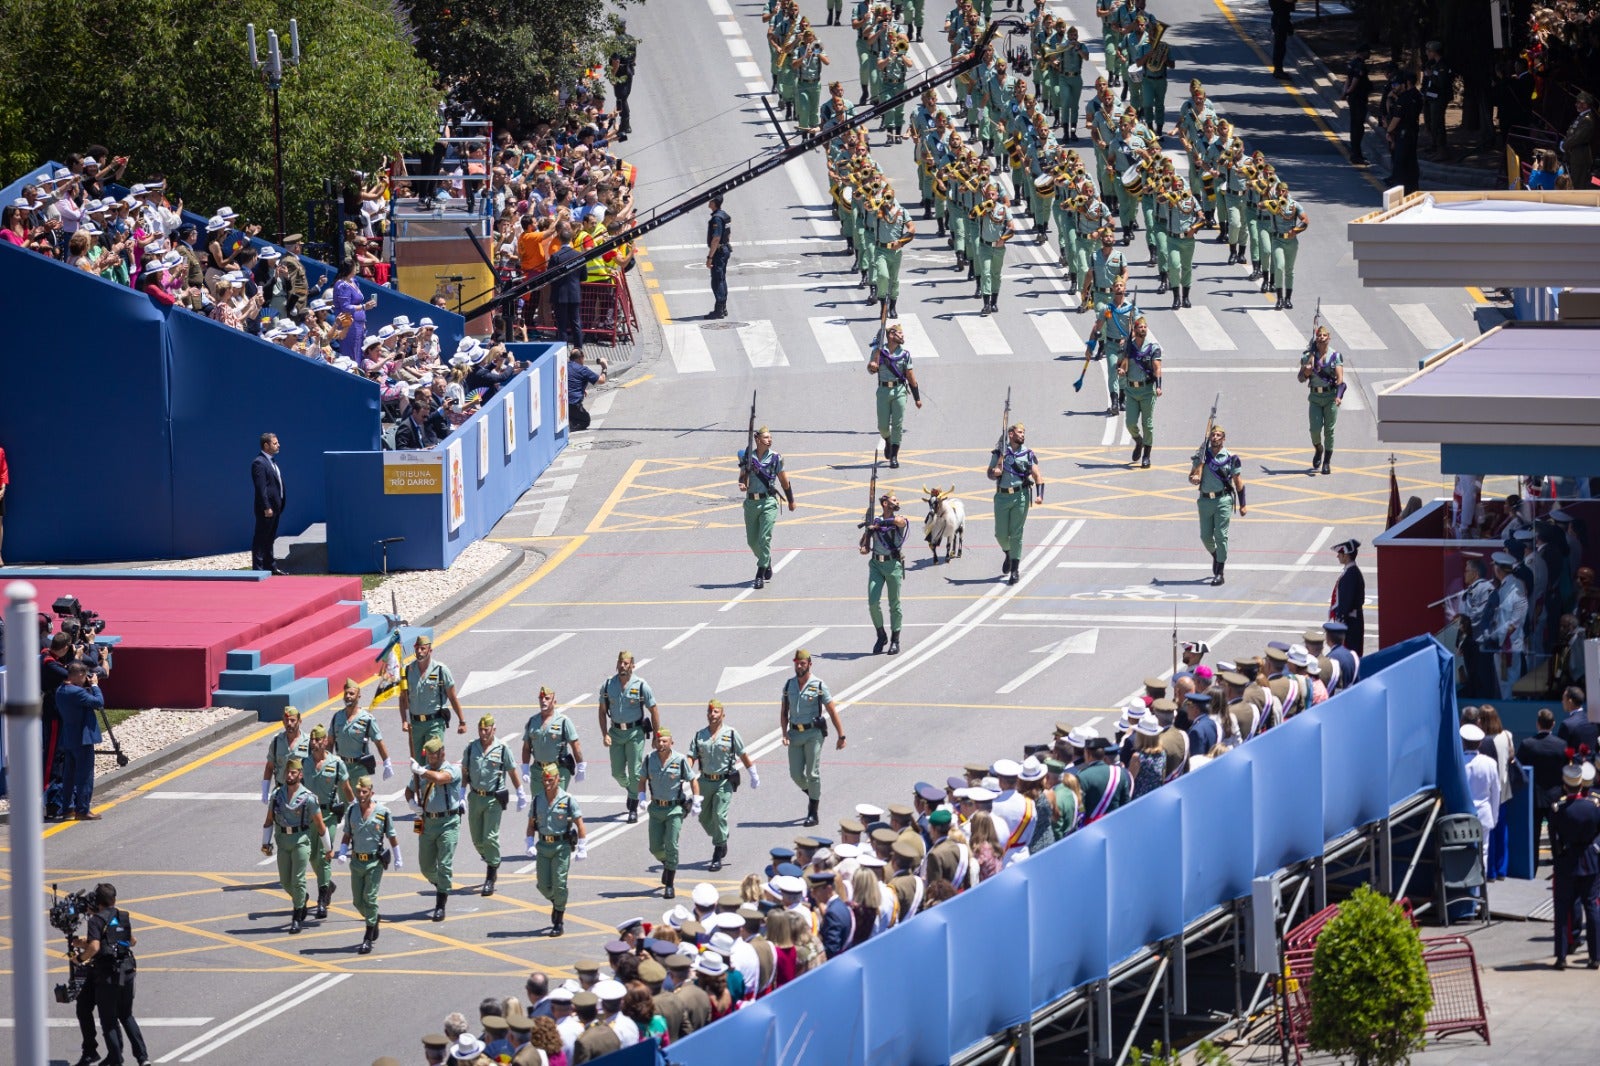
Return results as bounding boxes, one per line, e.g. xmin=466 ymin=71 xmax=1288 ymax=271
xmin=412 ymin=544 xmax=535 ymax=630
xmin=0 ymin=709 xmax=257 ymax=826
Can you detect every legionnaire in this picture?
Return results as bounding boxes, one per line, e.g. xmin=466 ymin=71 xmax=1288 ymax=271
xmin=877 ymin=35 xmax=915 ymax=143
xmin=462 ymin=714 xmax=523 ymax=897
xmin=1086 ymin=225 xmax=1128 ymax=314
xmin=521 ymin=684 xmax=587 ymax=790
xmin=971 ymin=183 xmax=1013 ymax=315
xmin=1176 ymin=80 xmax=1216 ymax=192
xmin=792 ymin=28 xmax=829 ymax=134
xmin=771 ymin=7 xmax=799 ymax=122
xmin=260 ymin=757 xmax=333 ymax=934
xmin=1549 ymin=762 xmax=1600 ymax=969
xmin=739 ymin=427 xmax=797 ymax=590
xmin=872 ymin=187 xmax=915 ymax=316
xmin=599 ymin=650 xmax=661 ymax=823
xmin=260 ymin=705 xmax=309 ymax=803
xmin=781 ymin=649 xmax=847 ymax=826
xmin=862 ymin=491 xmax=911 ymax=655
xmin=641 ymin=727 xmax=700 ymax=899
xmin=1059 ymin=26 xmax=1091 ymax=142
xmin=1268 ymin=180 xmax=1307 ymax=310
xmin=691 ymin=699 xmax=759 ymax=871
xmin=398 ymin=635 xmax=467 ymax=765
xmin=330 ymin=679 xmax=393 ymax=782
xmin=1297 ymin=325 xmax=1343 ymax=474
xmin=1189 ymin=425 xmax=1246 ymax=586
xmin=1117 ymin=314 xmax=1163 ymax=469
xmin=867 ymin=325 xmax=923 ymax=469
xmin=1086 ymin=277 xmax=1139 ymax=415
xmin=410 ymin=735 xmax=464 ymax=922
xmin=988 ymin=422 xmax=1046 ymax=584
xmin=1330 ymin=539 xmax=1367 ymax=656
xmin=1165 ymin=180 xmax=1202 ymax=309
xmin=525 ymin=763 xmax=587 ymax=936
xmin=338 ymin=775 xmax=401 ymax=954
xmin=1135 ymin=17 xmax=1173 ymax=133
xmin=302 ymin=726 xmax=354 ymax=919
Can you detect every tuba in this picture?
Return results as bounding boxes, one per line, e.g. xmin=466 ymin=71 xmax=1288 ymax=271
xmin=1146 ymin=21 xmax=1171 ymax=76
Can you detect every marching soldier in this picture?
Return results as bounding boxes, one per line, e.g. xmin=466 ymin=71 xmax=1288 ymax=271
xmin=462 ymin=714 xmax=523 ymax=897
xmin=1086 ymin=276 xmax=1139 ymax=414
xmin=1118 ymin=314 xmax=1162 ymax=469
xmin=302 ymin=726 xmax=354 ymax=920
xmin=1086 ymin=224 xmax=1128 ymax=314
xmin=792 ymin=28 xmax=829 ymax=134
xmin=862 ymin=491 xmax=910 ymax=655
xmin=260 ymin=757 xmax=332 ymax=935
xmin=771 ymin=7 xmax=800 ymax=122
xmin=641 ymin=728 xmax=700 ymax=900
xmin=410 ymin=735 xmax=464 ymax=921
xmin=867 ymin=324 xmax=923 ymax=469
xmin=330 ymin=679 xmax=393 ymax=783
xmin=1298 ymin=325 xmax=1343 ymax=475
xmin=780 ymin=649 xmax=847 ymax=827
xmin=1222 ymin=142 xmax=1250 ymax=267
xmin=338 ymin=775 xmax=401 ymax=954
xmin=1072 ymin=182 xmax=1112 ymax=297
xmin=1136 ymin=17 xmax=1173 ymax=133
xmin=877 ymin=35 xmax=914 ymax=142
xmin=521 ymin=684 xmax=587 ymax=791
xmin=690 ymin=699 xmax=759 ymax=872
xmin=398 ymin=635 xmax=467 ymax=765
xmin=972 ymin=184 xmax=1013 ymax=315
xmin=873 ymin=186 xmax=915 ymax=316
xmin=525 ymin=763 xmax=587 ymax=937
xmin=1060 ymin=26 xmax=1091 ymax=142
xmin=740 ymin=426 xmax=797 ymax=590
xmin=1166 ymin=179 xmax=1202 ymax=309
xmin=598 ymin=650 xmax=661 ymax=823
xmin=1268 ymin=180 xmax=1308 ymax=310
xmin=1176 ymin=80 xmax=1216 ymax=192
xmin=1189 ymin=424 xmax=1246 ymax=586
xmin=260 ymin=705 xmax=309 ymax=803
xmin=988 ymin=422 xmax=1046 ymax=584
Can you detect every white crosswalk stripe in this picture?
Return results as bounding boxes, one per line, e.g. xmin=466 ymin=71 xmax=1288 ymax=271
xmin=1247 ymin=308 xmax=1309 ymax=350
xmin=1173 ymin=306 xmax=1237 ymax=350
xmin=1321 ymin=304 xmax=1388 ymax=350
xmin=1026 ymin=306 xmax=1083 ymax=352
xmin=952 ymin=312 xmax=1013 ymax=356
xmin=809 ymin=316 xmax=862 ymax=363
xmin=663 ymin=322 xmax=715 ymax=374
xmin=1391 ymin=303 xmax=1456 ymax=351
xmin=896 ymin=312 xmax=939 ymax=359
xmin=737 ymin=319 xmax=789 ymax=368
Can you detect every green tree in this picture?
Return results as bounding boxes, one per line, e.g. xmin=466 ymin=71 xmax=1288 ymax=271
xmin=0 ymin=0 xmax=440 ymax=230
xmin=1307 ymin=885 xmax=1433 ymax=1066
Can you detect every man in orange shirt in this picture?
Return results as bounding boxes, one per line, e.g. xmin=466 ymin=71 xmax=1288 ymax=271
xmin=517 ymin=216 xmax=554 ymax=333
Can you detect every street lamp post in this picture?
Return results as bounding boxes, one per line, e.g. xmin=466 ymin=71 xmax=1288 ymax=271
xmin=247 ymin=20 xmax=302 ymax=241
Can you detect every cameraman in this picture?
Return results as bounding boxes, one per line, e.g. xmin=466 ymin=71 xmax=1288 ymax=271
xmin=69 ymin=883 xmax=147 ymax=1066
xmin=57 ymin=663 xmax=105 ymax=821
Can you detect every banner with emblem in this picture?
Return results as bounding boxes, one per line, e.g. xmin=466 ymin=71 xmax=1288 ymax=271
xmin=372 ymin=631 xmax=406 ymax=705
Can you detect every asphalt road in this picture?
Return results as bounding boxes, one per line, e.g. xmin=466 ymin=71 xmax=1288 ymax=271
xmin=10 ymin=2 xmax=1491 ymax=1063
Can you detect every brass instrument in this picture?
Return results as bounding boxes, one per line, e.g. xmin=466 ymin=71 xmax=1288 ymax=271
xmin=1146 ymin=21 xmax=1171 ymax=75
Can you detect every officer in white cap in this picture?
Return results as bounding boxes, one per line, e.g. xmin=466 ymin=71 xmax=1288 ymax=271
xmin=1489 ymin=551 xmax=1528 ymax=697
xmin=1461 ymin=724 xmax=1500 ymax=848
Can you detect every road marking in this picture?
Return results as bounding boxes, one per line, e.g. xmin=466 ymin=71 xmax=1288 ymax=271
xmin=662 ymin=622 xmax=708 ymax=651
xmin=718 ymin=20 xmax=739 ymax=35
xmin=457 ymin=632 xmax=576 ymax=697
xmin=894 ymin=312 xmax=939 ymax=358
xmin=1294 ymin=525 xmax=1337 ymax=568
xmin=1321 ymin=304 xmax=1387 ymax=350
xmin=1005 ymin=612 xmax=1326 ymax=628
xmin=3 ymin=1018 xmax=212 ymax=1028
xmin=952 ymin=312 xmax=1013 ymax=356
xmin=737 ymin=319 xmax=790 ymax=368
xmin=515 ymin=495 xmax=572 ymax=538
xmin=727 ymin=38 xmax=752 ymax=58
xmin=717 ymin=626 xmax=830 ymax=693
xmin=156 ymin=974 xmax=348 ymax=1062
xmin=1246 ymin=308 xmax=1306 ymax=350
xmin=1391 ymin=304 xmax=1455 ymax=350
xmin=809 ymin=316 xmax=862 ymax=364
xmin=736 ymin=60 xmax=762 ymax=79
xmin=783 ymin=157 xmax=833 ymax=237
xmin=720 ymin=549 xmax=802 ymax=612
xmin=997 ymin=628 xmax=1100 ymax=694
xmin=706 ymin=0 xmax=732 ymax=15
xmin=664 ymin=322 xmax=715 ymax=374
xmin=1173 ymin=306 xmax=1237 ymax=350
xmin=1055 ymin=561 xmax=1342 ymax=573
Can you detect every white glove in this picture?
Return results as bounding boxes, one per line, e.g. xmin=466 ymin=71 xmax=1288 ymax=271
xmin=526 ymin=835 xmax=538 ymax=857
xmin=410 ymin=760 xmax=428 ymax=776
xmin=260 ymin=780 xmax=271 ymax=804
xmin=691 ymin=795 xmax=704 ymax=816
xmin=516 ymin=790 xmax=528 ymax=811
xmin=519 ymin=762 xmax=531 ymax=782
xmin=407 ymin=796 xmax=421 ymax=812
xmin=575 ymin=841 xmax=589 ymax=861
xmin=391 ymin=843 xmax=403 ymax=870
xmin=575 ymin=761 xmax=587 ymax=782
xmin=261 ymin=826 xmax=273 ymax=849
xmin=336 ymin=844 xmax=350 ymax=864
xmin=637 ymin=790 xmax=648 ymax=809
xmin=749 ymin=767 xmax=761 ymax=789
xmin=381 ymin=759 xmax=394 ymax=780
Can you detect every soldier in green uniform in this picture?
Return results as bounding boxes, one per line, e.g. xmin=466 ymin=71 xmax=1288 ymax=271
xmin=1298 ymin=325 xmax=1343 ymax=475
xmin=971 ymin=184 xmax=1012 ymax=315
xmin=690 ymin=699 xmax=758 ymax=872
xmin=524 ymin=764 xmax=586 ymax=936
xmin=780 ymin=649 xmax=847 ymax=827
xmin=739 ymin=427 xmax=797 ymax=590
xmin=338 ymin=775 xmax=400 ymax=954
xmin=1117 ymin=314 xmax=1163 ymax=469
xmin=771 ymin=6 xmax=800 ymax=122
xmin=1165 ymin=181 xmax=1202 ymax=310
xmin=1060 ymin=26 xmax=1090 ymax=142
xmin=1086 ymin=277 xmax=1139 ymax=414
xmin=1098 ymin=0 xmax=1128 ymax=91
xmin=1268 ymin=180 xmax=1308 ymax=310
xmin=461 ymin=714 xmax=523 ymax=897
xmin=903 ymin=0 xmax=925 ymax=41
xmin=861 ymin=491 xmax=910 ymax=655
xmin=872 ymin=190 xmax=915 ymax=317
xmin=259 ymin=705 xmax=309 ymax=803
xmin=330 ymin=679 xmax=393 ymax=783
xmin=409 ymin=735 xmax=463 ymax=922
xmin=641 ymin=728 xmax=700 ymax=899
xmin=520 ymin=685 xmax=587 ymax=791
xmin=988 ymin=422 xmax=1046 ymax=584
xmin=598 ymin=651 xmax=660 ymax=822
xmin=259 ymin=757 xmax=332 ymax=935
xmin=302 ymin=726 xmax=354 ymax=919
xmin=792 ymin=28 xmax=829 ymax=134
xmin=1189 ymin=424 xmax=1247 ymax=586
xmin=1136 ymin=17 xmax=1173 ymax=134
xmin=853 ymin=1 xmax=877 ymax=105
xmin=867 ymin=324 xmax=923 ymax=470
xmin=398 ymin=636 xmax=467 ymax=765
xmin=877 ymin=37 xmax=913 ymax=142
xmin=1076 ymin=737 xmax=1132 ymax=823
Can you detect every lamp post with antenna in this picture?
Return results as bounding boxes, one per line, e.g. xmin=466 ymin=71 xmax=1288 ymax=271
xmin=247 ymin=19 xmax=301 ymax=241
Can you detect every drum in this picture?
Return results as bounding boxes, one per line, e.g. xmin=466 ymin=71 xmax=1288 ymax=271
xmin=1129 ymin=64 xmax=1146 ymax=84
xmin=1034 ymin=172 xmax=1057 ymax=196
xmin=1121 ymin=164 xmax=1146 ymax=196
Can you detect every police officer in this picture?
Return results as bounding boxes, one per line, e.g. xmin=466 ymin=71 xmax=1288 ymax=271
xmin=302 ymin=725 xmax=354 ymax=920
xmin=260 ymin=705 xmax=309 ymax=803
xmin=398 ymin=635 xmax=467 ymax=765
xmin=781 ymin=649 xmax=847 ymax=826
xmin=989 ymin=422 xmax=1046 ymax=584
xmin=462 ymin=714 xmax=524 ymax=897
xmin=971 ymin=184 xmax=1012 ymax=315
xmin=862 ymin=491 xmax=910 ymax=655
xmin=867 ymin=324 xmax=922 ymax=470
xmin=330 ymin=679 xmax=393 ymax=782
xmin=521 ymin=684 xmax=587 ymax=790
xmin=1190 ymin=424 xmax=1246 ymax=586
xmin=1549 ymin=762 xmax=1600 ymax=969
xmin=706 ymin=196 xmax=732 ymax=320
xmin=641 ymin=727 xmax=700 ymax=899
xmin=525 ymin=763 xmax=587 ymax=936
xmin=410 ymin=735 xmax=464 ymax=922
xmin=338 ymin=775 xmax=401 ymax=954
xmin=598 ymin=650 xmax=660 ymax=823
xmin=740 ymin=426 xmax=796 ymax=590
xmin=260 ymin=757 xmax=333 ymax=934
xmin=690 ymin=699 xmax=758 ymax=871
xmin=1118 ymin=314 xmax=1162 ymax=469
xmin=1298 ymin=325 xmax=1343 ymax=475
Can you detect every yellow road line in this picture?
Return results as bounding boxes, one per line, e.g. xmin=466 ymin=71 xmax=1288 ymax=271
xmin=618 ymin=373 xmax=655 ymax=389
xmin=432 ymin=535 xmax=587 ymax=646
xmin=1465 ymin=286 xmax=1489 ymax=305
xmin=127 ymin=908 xmax=346 ymax=973
xmin=586 ymin=457 xmax=648 ymax=534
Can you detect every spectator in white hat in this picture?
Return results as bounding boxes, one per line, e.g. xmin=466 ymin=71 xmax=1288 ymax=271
xmin=1130 ymin=717 xmax=1167 ymax=797
xmin=1461 ymin=723 xmax=1500 ymax=850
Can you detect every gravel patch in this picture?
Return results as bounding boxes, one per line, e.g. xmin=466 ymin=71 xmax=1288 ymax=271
xmin=142 ymin=551 xmax=252 ymax=571
xmin=362 ymin=539 xmax=514 ymax=624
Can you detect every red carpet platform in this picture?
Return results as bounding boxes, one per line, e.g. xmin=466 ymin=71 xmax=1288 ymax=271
xmin=22 ymin=573 xmax=392 ymax=711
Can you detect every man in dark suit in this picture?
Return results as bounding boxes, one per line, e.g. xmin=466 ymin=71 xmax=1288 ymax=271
xmin=1520 ymin=707 xmax=1571 ymax=864
xmin=1330 ymin=538 xmax=1366 ymax=655
xmin=547 ymin=221 xmax=585 ymax=352
xmin=56 ymin=662 xmax=105 ymax=820
xmin=1549 ymin=764 xmax=1600 ymax=969
xmin=1324 ymin=621 xmax=1360 ymax=692
xmin=1557 ymin=686 xmax=1599 ymax=756
xmin=394 ymin=400 xmax=441 ymax=451
xmin=1184 ymin=692 xmax=1219 ymax=756
xmin=812 ymin=869 xmax=854 ymax=957
xmin=251 ymin=432 xmax=286 ymax=575
xmin=1268 ymin=0 xmax=1295 ymax=77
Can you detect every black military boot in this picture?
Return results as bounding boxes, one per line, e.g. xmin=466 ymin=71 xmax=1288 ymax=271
xmin=1141 ymin=444 xmax=1152 ymax=469
xmin=432 ymin=892 xmax=447 ymax=922
xmin=1261 ymin=274 xmax=1272 ymax=294
xmin=859 ymin=87 xmax=869 ymax=105
xmin=1283 ymin=288 xmax=1294 ymax=310
xmin=1182 ymin=286 xmax=1193 ymax=309
xmin=482 ymin=864 xmax=498 ymax=897
xmin=888 ymin=298 xmax=898 ymax=317
xmin=289 ymin=907 xmax=304 ymax=934
xmin=662 ymin=869 xmax=676 ymax=899
xmin=1321 ymin=450 xmax=1332 ymax=476
xmin=709 ymin=300 xmax=727 ymax=320
xmin=1311 ymin=446 xmax=1323 ymax=472
xmin=990 ymin=291 xmax=999 ymax=311
xmin=1248 ymin=263 xmax=1260 ymax=281
xmin=358 ymin=924 xmax=376 ymax=955
xmin=1214 ymin=560 xmax=1226 ymax=586
xmin=889 ymin=441 xmax=901 ymax=469
xmin=1171 ymin=287 xmax=1182 ymax=311
xmin=550 ymin=909 xmax=565 ymax=937
xmin=1274 ymin=288 xmax=1285 ymax=311
xmin=316 ymin=881 xmax=334 ymax=918
xmin=873 ymin=626 xmax=889 ymax=654
xmin=804 ymin=797 xmax=820 ymax=827
xmin=626 ymin=795 xmax=639 ymax=823
xmin=708 ymin=843 xmax=726 ymax=872
xmin=754 ymin=567 xmax=765 ymax=590
xmin=1156 ymin=271 xmax=1168 ymax=295
xmin=980 ymin=294 xmax=992 ymax=316
xmin=1001 ymin=552 xmax=1012 ymax=578
xmin=1008 ymin=557 xmax=1020 ymax=585
xmin=1131 ymin=438 xmax=1144 ymax=463
xmin=888 ymin=631 xmax=901 ymax=655
xmin=763 ymin=564 xmax=773 ymax=580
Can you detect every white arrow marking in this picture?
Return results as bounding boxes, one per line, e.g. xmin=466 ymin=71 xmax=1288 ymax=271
xmin=996 ymin=629 xmax=1100 ymax=694
xmin=457 ymin=633 xmax=576 ymax=698
xmin=716 ymin=626 xmax=828 ymax=694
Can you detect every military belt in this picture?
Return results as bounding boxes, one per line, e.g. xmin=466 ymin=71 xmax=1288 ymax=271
xmin=355 ymin=852 xmax=378 ymax=862
xmin=422 ymin=810 xmax=455 ymax=819
xmin=997 ymin=486 xmax=1023 ymax=494
xmin=746 ymin=492 xmax=774 ymax=500
xmin=789 ymin=722 xmax=818 ymax=732
xmin=539 ymin=833 xmax=566 ymax=844
xmin=878 ymin=380 xmax=905 ymax=388
xmin=872 ymin=553 xmax=898 ymax=563
xmin=1309 ymin=386 xmax=1336 ymax=394
xmin=651 ymin=798 xmax=678 ymax=807
xmin=1200 ymin=490 xmax=1229 ymax=499
xmin=702 ymin=771 xmax=728 ymax=781
xmin=471 ymin=786 xmax=499 ymax=797
xmin=609 ymin=721 xmax=644 ymax=731
xmin=410 ymin=712 xmax=448 ymax=723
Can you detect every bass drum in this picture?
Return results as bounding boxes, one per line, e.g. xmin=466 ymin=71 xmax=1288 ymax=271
xmin=1120 ymin=164 xmax=1146 ymax=196
xmin=1034 ymin=172 xmax=1057 ymax=196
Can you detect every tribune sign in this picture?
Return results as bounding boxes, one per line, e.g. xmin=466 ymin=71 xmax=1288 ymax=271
xmin=382 ymin=451 xmax=444 ymax=495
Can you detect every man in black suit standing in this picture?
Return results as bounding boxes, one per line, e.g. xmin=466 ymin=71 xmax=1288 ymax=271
xmin=547 ymin=221 xmax=585 ymax=353
xmin=1520 ymin=707 xmax=1572 ymax=865
xmin=251 ymin=432 xmax=287 ymax=575
xmin=1268 ymin=0 xmax=1295 ymax=77
xmin=1557 ymin=685 xmax=1599 ymax=756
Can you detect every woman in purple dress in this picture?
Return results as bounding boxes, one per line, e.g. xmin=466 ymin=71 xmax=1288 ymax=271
xmin=330 ymin=261 xmax=377 ymax=356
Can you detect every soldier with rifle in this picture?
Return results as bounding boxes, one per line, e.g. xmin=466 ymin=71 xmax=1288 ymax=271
xmin=988 ymin=391 xmax=1047 ymax=586
xmin=866 ymin=321 xmax=922 ymax=470
xmin=1297 ymin=305 xmax=1343 ymax=475
xmin=739 ymin=411 xmax=796 ymax=590
xmin=1188 ymin=397 xmax=1246 ymax=587
xmin=858 ymin=449 xmax=910 ymax=655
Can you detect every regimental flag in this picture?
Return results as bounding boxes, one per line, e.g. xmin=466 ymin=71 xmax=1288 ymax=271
xmin=373 ymin=631 xmax=406 ymax=704
xmin=1386 ymin=459 xmax=1402 ymax=529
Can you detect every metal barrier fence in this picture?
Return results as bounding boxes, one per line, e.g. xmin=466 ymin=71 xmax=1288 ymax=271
xmin=524 ymin=273 xmax=638 ymax=346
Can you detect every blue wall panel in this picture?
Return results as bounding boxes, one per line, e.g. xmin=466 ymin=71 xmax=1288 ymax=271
xmin=1248 ymin=719 xmax=1325 ymax=874
xmin=863 ymin=917 xmax=944 ymax=1065
xmin=1179 ymin=752 xmax=1256 ymax=919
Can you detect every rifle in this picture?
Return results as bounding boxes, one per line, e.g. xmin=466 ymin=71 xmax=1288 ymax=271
xmin=1199 ymin=392 xmax=1220 ymax=463
xmin=857 ymin=447 xmax=881 ymax=530
xmin=737 ymin=390 xmax=757 ymax=480
xmin=1171 ymin=604 xmax=1178 ymax=679
xmin=1302 ymin=297 xmax=1323 ymax=357
xmin=997 ymin=386 xmax=1012 ymax=454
